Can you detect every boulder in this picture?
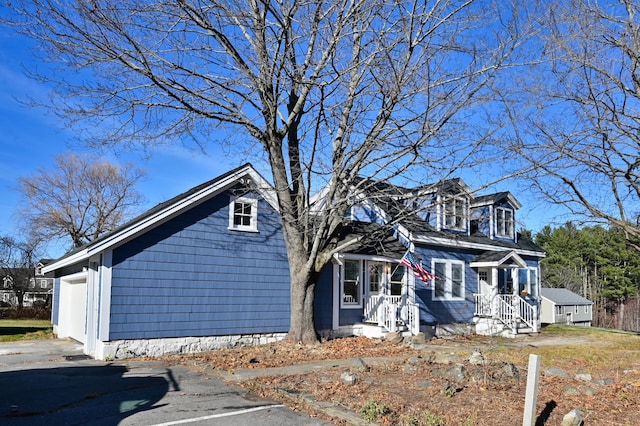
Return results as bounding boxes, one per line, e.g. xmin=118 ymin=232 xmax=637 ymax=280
xmin=561 ymin=409 xmax=584 ymax=426
xmin=340 ymin=371 xmax=357 ymax=385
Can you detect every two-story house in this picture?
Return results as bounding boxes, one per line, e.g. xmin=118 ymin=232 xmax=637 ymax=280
xmin=313 ymin=179 xmax=545 ymax=340
xmin=1 ymin=260 xmax=54 ymax=307
xmin=43 ymin=164 xmax=544 ymax=360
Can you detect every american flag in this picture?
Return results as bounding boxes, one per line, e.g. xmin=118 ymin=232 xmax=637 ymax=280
xmin=401 ymin=251 xmax=436 ymax=283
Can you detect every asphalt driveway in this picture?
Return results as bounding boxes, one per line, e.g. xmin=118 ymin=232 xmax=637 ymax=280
xmin=0 ymin=339 xmax=330 ymax=426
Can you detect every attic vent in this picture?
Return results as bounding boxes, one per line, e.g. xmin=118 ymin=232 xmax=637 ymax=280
xmin=238 ymin=177 xmax=254 ymax=187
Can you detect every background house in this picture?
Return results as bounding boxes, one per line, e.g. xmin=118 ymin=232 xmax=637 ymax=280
xmin=540 ymin=287 xmax=593 ymax=327
xmin=0 ymin=260 xmax=54 ymax=307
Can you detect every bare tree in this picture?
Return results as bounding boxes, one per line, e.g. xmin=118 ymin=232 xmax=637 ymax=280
xmin=5 ymin=1 xmax=535 ymax=342
xmin=0 ymin=236 xmax=40 ymax=308
xmin=506 ymin=0 xmax=640 ymax=250
xmin=18 ymin=153 xmax=144 ymax=249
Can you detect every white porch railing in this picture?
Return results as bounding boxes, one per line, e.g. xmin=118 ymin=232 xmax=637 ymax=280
xmin=406 ymin=300 xmax=421 ymax=335
xmin=473 ymin=294 xmax=539 ymax=333
xmin=364 ymin=295 xmax=401 ymax=323
xmin=364 ymin=295 xmax=420 ymax=335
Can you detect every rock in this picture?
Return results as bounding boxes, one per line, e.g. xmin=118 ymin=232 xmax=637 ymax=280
xmin=384 ymin=332 xmax=403 ymax=344
xmin=502 ymin=362 xmax=520 ymax=379
xmin=579 ymin=385 xmax=597 ymax=396
xmin=561 ymin=409 xmax=584 ymax=426
xmin=411 ymin=332 xmax=427 ymax=345
xmin=447 ymin=365 xmax=466 ymax=382
xmin=407 ymin=356 xmax=427 ymax=365
xmin=563 ymin=385 xmax=581 ymax=396
xmin=340 ymin=371 xmax=357 ymax=385
xmin=593 ymin=377 xmax=615 ymax=386
xmin=469 ymin=350 xmax=485 ymax=365
xmin=432 ymin=353 xmax=463 ymax=365
xmin=353 ymin=357 xmax=370 ymax=372
xmin=575 ymin=372 xmax=592 ymax=382
xmin=545 ymin=366 xmax=569 ymax=378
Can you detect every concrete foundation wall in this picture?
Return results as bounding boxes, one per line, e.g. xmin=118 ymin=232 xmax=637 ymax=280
xmin=97 ymin=332 xmax=288 ymax=360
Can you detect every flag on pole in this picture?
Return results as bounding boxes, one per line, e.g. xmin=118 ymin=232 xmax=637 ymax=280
xmin=401 ymin=251 xmax=436 ymax=283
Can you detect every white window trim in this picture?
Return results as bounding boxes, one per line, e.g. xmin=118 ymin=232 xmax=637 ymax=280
xmin=228 ymin=196 xmax=259 ymax=232
xmin=518 ymin=267 xmax=539 ymax=297
xmin=432 ymin=259 xmax=465 ymax=301
xmin=341 ymin=259 xmax=363 ymax=309
xmin=495 ymin=207 xmax=514 ymax=238
xmin=443 ymin=197 xmax=468 ymax=231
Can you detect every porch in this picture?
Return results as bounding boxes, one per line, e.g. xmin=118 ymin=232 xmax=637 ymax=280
xmin=361 ymin=294 xmax=421 ymax=337
xmin=473 ymin=293 xmax=539 ymax=336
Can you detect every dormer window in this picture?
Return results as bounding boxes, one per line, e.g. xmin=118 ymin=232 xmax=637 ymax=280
xmin=496 ymin=207 xmax=514 ymax=238
xmin=444 ymin=197 xmax=467 ymax=230
xmin=229 ymin=196 xmax=258 ymax=232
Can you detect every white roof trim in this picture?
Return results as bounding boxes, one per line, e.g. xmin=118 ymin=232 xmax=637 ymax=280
xmin=414 ymin=235 xmax=544 ymax=258
xmin=43 ymin=165 xmax=276 ymax=274
xmin=470 ymin=251 xmax=527 ymax=268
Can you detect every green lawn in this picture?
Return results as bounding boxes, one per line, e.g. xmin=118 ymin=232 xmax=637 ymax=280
xmin=0 ymin=319 xmax=53 ymax=342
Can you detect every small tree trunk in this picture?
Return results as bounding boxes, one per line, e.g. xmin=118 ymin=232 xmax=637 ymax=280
xmin=617 ymin=299 xmax=625 ymax=330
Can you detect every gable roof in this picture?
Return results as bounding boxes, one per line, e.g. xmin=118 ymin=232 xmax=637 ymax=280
xmin=472 ymin=192 xmax=522 ymax=209
xmin=43 ymin=163 xmax=276 ymax=273
xmin=470 ymin=251 xmax=527 ymax=268
xmin=339 ymin=177 xmax=543 ymax=257
xmin=541 ymin=287 xmax=593 ymax=305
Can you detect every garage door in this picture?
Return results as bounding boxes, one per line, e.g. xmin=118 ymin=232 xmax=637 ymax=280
xmin=58 ymin=276 xmax=87 ymax=343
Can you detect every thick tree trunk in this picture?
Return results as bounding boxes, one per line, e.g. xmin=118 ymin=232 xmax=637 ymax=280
xmin=287 ymin=268 xmax=319 ymax=344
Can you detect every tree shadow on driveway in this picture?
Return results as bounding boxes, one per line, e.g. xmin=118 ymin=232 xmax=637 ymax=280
xmin=0 ymin=363 xmax=169 ymax=425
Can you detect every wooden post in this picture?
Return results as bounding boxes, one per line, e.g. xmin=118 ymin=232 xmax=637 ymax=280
xmin=522 ymin=354 xmax=541 ymax=426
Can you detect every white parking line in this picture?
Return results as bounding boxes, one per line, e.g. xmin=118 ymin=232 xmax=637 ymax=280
xmin=150 ymin=404 xmax=287 ymax=425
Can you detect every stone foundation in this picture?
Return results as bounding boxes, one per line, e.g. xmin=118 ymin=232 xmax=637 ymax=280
xmin=99 ymin=332 xmax=287 ymax=360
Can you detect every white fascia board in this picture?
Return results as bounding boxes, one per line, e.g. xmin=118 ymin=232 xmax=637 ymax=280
xmin=470 ymin=252 xmax=527 ymax=268
xmin=338 ymin=253 xmax=400 ymax=263
xmin=42 ymin=248 xmax=89 ymax=274
xmin=246 ymin=168 xmax=279 ymax=211
xmin=414 ymin=234 xmax=545 ymax=258
xmin=43 ymin=165 xmax=274 ymax=274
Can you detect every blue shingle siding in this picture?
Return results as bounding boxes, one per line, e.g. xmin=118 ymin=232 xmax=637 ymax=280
xmin=314 ymin=267 xmax=334 ymax=330
xmin=339 ymin=307 xmax=362 ymax=326
xmin=109 ymin=190 xmax=291 ymax=340
xmin=414 ymin=246 xmax=478 ymax=324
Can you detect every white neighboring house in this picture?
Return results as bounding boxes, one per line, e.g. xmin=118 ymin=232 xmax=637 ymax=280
xmin=541 ymin=287 xmax=593 ymax=327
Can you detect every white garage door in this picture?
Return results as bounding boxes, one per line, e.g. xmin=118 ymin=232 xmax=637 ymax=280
xmin=58 ymin=276 xmax=87 ymax=344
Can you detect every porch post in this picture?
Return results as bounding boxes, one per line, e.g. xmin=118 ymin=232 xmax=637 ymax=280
xmin=511 ymin=268 xmax=519 ymax=332
xmin=490 ymin=268 xmax=499 ymax=318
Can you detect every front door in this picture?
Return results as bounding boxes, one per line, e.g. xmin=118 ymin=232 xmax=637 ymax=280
xmin=478 ymin=268 xmax=491 ymax=296
xmin=368 ymin=262 xmax=383 ymax=297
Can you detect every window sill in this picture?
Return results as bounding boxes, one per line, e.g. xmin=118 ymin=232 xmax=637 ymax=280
xmin=228 ymin=227 xmax=260 ymax=233
xmin=340 ymin=303 xmax=363 ymax=309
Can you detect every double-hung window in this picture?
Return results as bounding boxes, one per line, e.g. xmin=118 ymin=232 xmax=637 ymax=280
xmin=433 ymin=259 xmax=465 ymax=300
xmin=229 ymin=196 xmax=258 ymax=232
xmin=342 ymin=259 xmax=362 ymax=307
xmin=444 ymin=197 xmax=467 ymax=230
xmin=517 ymin=268 xmax=538 ymax=298
xmin=496 ymin=207 xmax=514 ymax=238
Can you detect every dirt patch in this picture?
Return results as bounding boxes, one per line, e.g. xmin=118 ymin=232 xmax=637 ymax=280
xmin=168 ymin=334 xmax=640 ymax=425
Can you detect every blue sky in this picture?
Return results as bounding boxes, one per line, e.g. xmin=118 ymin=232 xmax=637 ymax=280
xmin=0 ymin=25 xmax=566 ymax=258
